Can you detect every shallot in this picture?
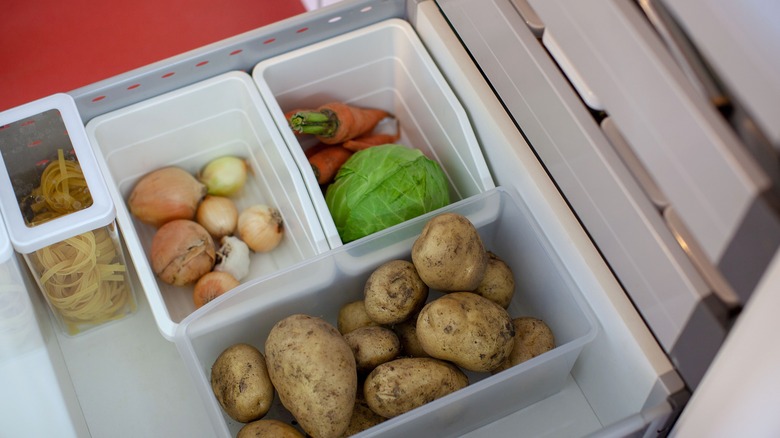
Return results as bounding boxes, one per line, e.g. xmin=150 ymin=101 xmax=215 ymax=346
xmin=196 ymin=195 xmax=238 ymax=239
xmin=198 ymin=156 xmax=249 ymax=197
xmin=237 ymin=205 xmax=284 ymax=253
xmin=193 ymin=271 xmax=240 ymax=309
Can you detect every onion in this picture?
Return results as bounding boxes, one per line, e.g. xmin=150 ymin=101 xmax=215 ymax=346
xmin=196 ymin=195 xmax=238 ymax=239
xmin=192 ymin=271 xmax=240 ymax=308
xmin=150 ymin=219 xmax=216 ymax=286
xmin=199 ymin=156 xmax=249 ymax=197
xmin=129 ymin=166 xmax=206 ymax=228
xmin=237 ymin=205 xmax=284 ymax=253
xmin=214 ymin=235 xmax=251 ymax=281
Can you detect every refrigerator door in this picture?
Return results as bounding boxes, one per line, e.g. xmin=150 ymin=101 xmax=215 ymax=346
xmin=434 ymin=0 xmax=729 ymax=391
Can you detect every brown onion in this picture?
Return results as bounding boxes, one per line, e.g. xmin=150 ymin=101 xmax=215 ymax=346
xmin=237 ymin=205 xmax=284 ymax=253
xmin=196 ymin=195 xmax=238 ymax=239
xmin=151 ymin=219 xmax=216 ymax=286
xmin=129 ymin=167 xmax=206 ymax=228
xmin=193 ymin=271 xmax=240 ymax=308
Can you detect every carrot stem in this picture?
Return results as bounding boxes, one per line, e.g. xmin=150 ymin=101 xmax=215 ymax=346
xmin=289 ymin=110 xmax=338 ymax=136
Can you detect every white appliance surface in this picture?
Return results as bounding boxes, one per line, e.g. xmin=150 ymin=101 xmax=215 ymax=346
xmin=3 ymin=0 xmax=778 ymax=436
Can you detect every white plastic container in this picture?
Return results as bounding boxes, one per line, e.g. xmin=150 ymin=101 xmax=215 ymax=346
xmin=174 ymin=187 xmax=597 ymax=437
xmin=252 ymin=18 xmax=495 ymax=249
xmin=0 ymin=209 xmax=91 ymax=437
xmin=86 ymin=71 xmax=328 ymax=340
xmin=0 ymin=94 xmax=137 ymax=336
xmin=0 ymin=211 xmax=36 ymax=361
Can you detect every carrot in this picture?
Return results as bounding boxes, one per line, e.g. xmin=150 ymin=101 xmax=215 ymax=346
xmin=289 ymin=102 xmax=389 ymax=145
xmin=308 ymin=145 xmax=353 ymax=185
xmin=285 ymin=108 xmax=311 ymax=135
xmin=304 ymin=142 xmax=332 ymax=159
xmin=342 ymin=133 xmax=401 ymax=152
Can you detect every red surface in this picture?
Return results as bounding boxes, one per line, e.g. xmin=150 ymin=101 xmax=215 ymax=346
xmin=0 ymin=0 xmax=306 ymax=112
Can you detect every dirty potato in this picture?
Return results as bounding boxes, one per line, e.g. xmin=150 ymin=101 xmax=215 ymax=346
xmin=237 ymin=419 xmax=304 ymax=438
xmin=337 ymin=300 xmax=379 ymax=334
xmin=493 ymin=317 xmax=556 ymax=373
xmin=342 ymin=386 xmax=386 ymax=436
xmin=344 ymin=325 xmax=401 ymax=372
xmin=473 ymin=251 xmax=515 ymax=308
xmin=392 ymin=314 xmax=430 ymax=358
xmin=417 ymin=292 xmax=515 ymax=372
xmin=364 ymin=357 xmax=469 ymax=418
xmin=364 ymin=260 xmax=428 ymax=325
xmin=411 ymin=213 xmax=487 ymax=291
xmin=265 ymin=314 xmax=357 ymax=438
xmin=210 ymin=343 xmax=274 ymax=423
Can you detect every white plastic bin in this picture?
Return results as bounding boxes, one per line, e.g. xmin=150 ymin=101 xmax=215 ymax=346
xmin=174 ymin=187 xmax=597 ymax=437
xmin=0 ymin=94 xmax=137 ymax=336
xmin=0 ymin=211 xmax=36 ymax=361
xmin=252 ymin=18 xmax=495 ymax=249
xmin=86 ymin=71 xmax=328 ymax=340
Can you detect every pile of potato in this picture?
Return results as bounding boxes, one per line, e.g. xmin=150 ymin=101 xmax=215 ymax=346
xmin=209 ymin=212 xmax=556 ymax=438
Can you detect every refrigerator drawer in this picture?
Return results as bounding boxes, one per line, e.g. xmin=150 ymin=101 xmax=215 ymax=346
xmin=2 ymin=1 xmax=687 ymax=437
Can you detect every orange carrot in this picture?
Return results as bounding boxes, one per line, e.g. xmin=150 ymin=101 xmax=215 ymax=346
xmin=289 ymin=102 xmax=389 ymax=145
xmin=342 ymin=133 xmax=401 ymax=152
xmin=308 ymin=145 xmax=353 ymax=185
xmin=304 ymin=142 xmax=332 ymax=159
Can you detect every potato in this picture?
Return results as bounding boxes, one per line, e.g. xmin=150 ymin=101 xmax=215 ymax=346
xmin=237 ymin=419 xmax=304 ymax=438
xmin=364 ymin=357 xmax=469 ymax=418
xmin=210 ymin=343 xmax=274 ymax=423
xmin=265 ymin=314 xmax=357 ymax=438
xmin=337 ymin=300 xmax=379 ymax=334
xmin=473 ymin=251 xmax=515 ymax=308
xmin=411 ymin=213 xmax=487 ymax=291
xmin=392 ymin=315 xmax=430 ymax=358
xmin=493 ymin=317 xmax=556 ymax=373
xmin=417 ymin=292 xmax=515 ymax=372
xmin=344 ymin=326 xmax=401 ymax=372
xmin=363 ymin=260 xmax=428 ymax=325
xmin=341 ymin=387 xmax=386 ymax=436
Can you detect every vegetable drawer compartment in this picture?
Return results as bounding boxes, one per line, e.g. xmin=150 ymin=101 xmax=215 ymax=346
xmin=252 ymin=18 xmax=495 ymax=249
xmin=174 ymin=187 xmax=598 ymax=438
xmin=85 ymin=71 xmax=328 ymax=340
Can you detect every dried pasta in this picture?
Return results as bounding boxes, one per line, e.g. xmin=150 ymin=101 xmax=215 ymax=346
xmin=26 ymin=149 xmax=93 ymax=226
xmin=25 ymin=149 xmax=134 ymax=334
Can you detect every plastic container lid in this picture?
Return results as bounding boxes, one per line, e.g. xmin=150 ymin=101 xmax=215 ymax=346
xmin=0 ymin=93 xmax=115 ymax=254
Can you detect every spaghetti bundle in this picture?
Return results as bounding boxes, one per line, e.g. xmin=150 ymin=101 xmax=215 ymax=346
xmin=26 ymin=149 xmax=93 ymax=226
xmin=31 ymin=228 xmax=132 ymax=331
xmin=24 ymin=149 xmax=133 ymax=334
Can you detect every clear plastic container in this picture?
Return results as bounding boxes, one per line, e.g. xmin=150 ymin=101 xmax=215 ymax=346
xmin=85 ymin=71 xmax=328 ymax=340
xmin=0 ymin=94 xmax=136 ymax=336
xmin=252 ymin=18 xmax=495 ymax=249
xmin=174 ymin=187 xmax=598 ymax=437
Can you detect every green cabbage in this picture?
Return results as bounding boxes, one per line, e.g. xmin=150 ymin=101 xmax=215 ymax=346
xmin=325 ymin=144 xmax=450 ymax=243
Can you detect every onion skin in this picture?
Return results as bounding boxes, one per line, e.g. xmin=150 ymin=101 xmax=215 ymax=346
xmin=129 ymin=167 xmax=206 ymax=228
xmin=193 ymin=271 xmax=240 ymax=308
xmin=196 ymin=195 xmax=238 ymax=239
xmin=151 ymin=219 xmax=216 ymax=286
xmin=238 ymin=205 xmax=284 ymax=253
